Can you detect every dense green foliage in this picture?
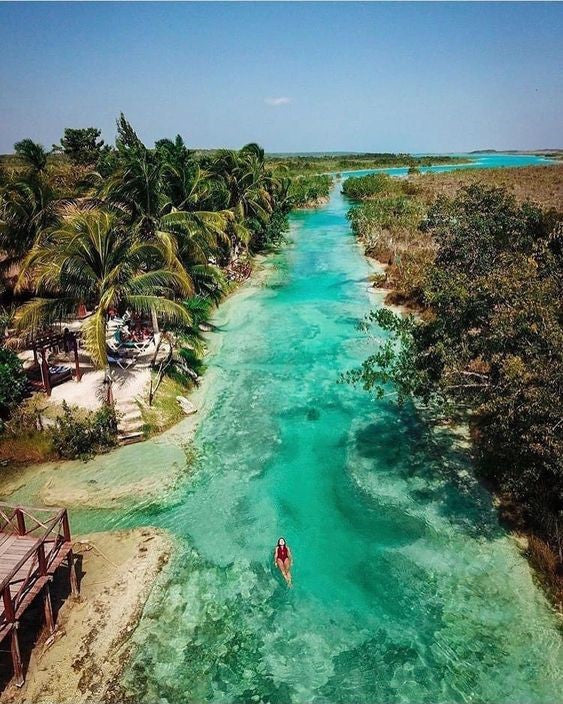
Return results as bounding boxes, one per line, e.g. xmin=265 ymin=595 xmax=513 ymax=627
xmin=342 ymin=173 xmax=394 ymax=199
xmin=53 ymin=127 xmax=106 ymax=165
xmin=0 ymin=346 xmax=27 ymax=416
xmin=52 ymin=401 xmax=118 ymax=460
xmin=0 ymin=115 xmax=292 ymax=371
xmin=342 ymin=172 xmax=421 ymax=201
xmin=347 ymin=184 xmax=563 ymax=561
xmin=0 ymin=116 xmax=295 ymax=449
xmin=288 ymin=175 xmax=332 ymax=207
xmin=349 ymin=195 xmax=424 ymax=232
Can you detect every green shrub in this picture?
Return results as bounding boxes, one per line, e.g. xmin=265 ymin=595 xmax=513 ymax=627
xmin=348 ymin=185 xmax=563 ymax=566
xmin=260 ymin=210 xmax=289 ymax=247
xmin=342 ymin=173 xmax=396 ymax=200
xmin=348 ymin=196 xmax=424 ymax=234
xmin=289 ymin=175 xmax=332 ymax=207
xmin=0 ymin=347 xmax=27 ymax=416
xmin=3 ymin=399 xmax=44 ymax=435
xmin=51 ymin=401 xmax=118 ymax=460
xmin=167 ymin=347 xmax=207 ymax=387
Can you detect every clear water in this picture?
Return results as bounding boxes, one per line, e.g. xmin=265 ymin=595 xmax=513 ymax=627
xmin=9 ymin=155 xmax=563 ymax=702
xmin=337 ymin=152 xmax=555 ymax=178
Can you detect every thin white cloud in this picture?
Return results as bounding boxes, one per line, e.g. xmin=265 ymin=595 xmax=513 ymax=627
xmin=264 ymin=97 xmax=292 ymax=106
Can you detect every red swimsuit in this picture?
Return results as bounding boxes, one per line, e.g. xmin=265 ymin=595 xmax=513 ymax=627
xmin=276 ymin=545 xmax=289 ymax=562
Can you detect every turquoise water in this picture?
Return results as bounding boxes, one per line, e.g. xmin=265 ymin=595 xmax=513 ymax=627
xmin=12 ymin=155 xmax=563 ymax=701
xmin=337 ymin=152 xmax=554 ymax=178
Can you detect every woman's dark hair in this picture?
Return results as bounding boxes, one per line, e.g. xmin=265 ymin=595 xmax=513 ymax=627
xmin=277 ymin=537 xmax=286 ymax=546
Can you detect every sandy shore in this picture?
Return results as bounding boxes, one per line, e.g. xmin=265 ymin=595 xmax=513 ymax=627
xmin=1 ymin=528 xmax=172 ymax=704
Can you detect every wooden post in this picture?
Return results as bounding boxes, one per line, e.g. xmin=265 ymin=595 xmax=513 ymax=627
xmin=38 ymin=544 xmax=56 ymax=632
xmin=2 ymin=586 xmax=15 ymax=623
xmin=38 ymin=543 xmax=47 ymax=575
xmin=43 ymin=584 xmax=55 ymax=635
xmin=3 ymin=587 xmax=23 ymax=686
xmin=61 ymin=511 xmax=78 ymax=597
xmin=61 ymin=510 xmax=71 ymax=542
xmin=40 ymin=348 xmax=51 ymax=396
xmin=67 ymin=551 xmax=78 ymax=597
xmin=72 ymin=336 xmax=81 ymax=382
xmin=15 ymin=509 xmax=26 ymax=536
xmin=11 ymin=628 xmax=24 ymax=687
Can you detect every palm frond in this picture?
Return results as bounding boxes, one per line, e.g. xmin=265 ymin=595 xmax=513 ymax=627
xmin=129 ymin=268 xmax=194 ymax=298
xmin=14 ymin=297 xmax=78 ymax=332
xmin=82 ymin=307 xmax=108 ymax=368
xmin=124 ymin=295 xmax=193 ymax=326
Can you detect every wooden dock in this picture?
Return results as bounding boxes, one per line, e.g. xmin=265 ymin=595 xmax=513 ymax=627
xmin=0 ymin=503 xmax=77 ymax=686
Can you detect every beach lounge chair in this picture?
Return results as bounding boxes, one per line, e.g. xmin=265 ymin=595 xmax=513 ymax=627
xmin=27 ymin=364 xmax=72 ymax=393
xmin=120 ymin=335 xmax=155 ymax=353
xmin=107 ymin=353 xmax=136 ymax=370
xmin=107 ymin=338 xmax=123 ymax=354
xmin=106 ymin=318 xmax=124 ymax=332
xmin=47 ymin=365 xmax=73 ymax=385
xmin=106 ymin=341 xmax=136 ymax=369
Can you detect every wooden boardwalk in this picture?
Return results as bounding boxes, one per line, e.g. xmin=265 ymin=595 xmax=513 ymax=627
xmin=0 ymin=503 xmax=77 ymax=686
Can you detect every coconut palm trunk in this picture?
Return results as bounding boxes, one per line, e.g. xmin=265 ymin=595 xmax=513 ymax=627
xmin=151 ymin=308 xmax=160 ymax=334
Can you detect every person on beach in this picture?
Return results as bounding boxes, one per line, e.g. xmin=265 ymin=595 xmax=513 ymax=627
xmin=274 ymin=537 xmax=292 ymax=587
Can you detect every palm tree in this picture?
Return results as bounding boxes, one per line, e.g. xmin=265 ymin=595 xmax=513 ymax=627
xmin=212 ymin=144 xmax=273 ymax=222
xmin=209 ymin=143 xmax=291 ymax=253
xmin=102 ymin=139 xmax=163 ymax=237
xmin=156 ymin=134 xmax=196 ymax=208
xmin=15 ymin=208 xmax=192 ymax=367
xmin=14 ymin=139 xmax=48 ymax=173
xmin=103 ymin=117 xmax=230 ymax=294
xmin=0 ymin=174 xmax=61 ymax=283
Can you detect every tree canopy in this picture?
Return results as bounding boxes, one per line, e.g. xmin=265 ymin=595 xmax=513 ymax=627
xmin=54 ymin=127 xmax=106 ymax=165
xmin=1 ymin=115 xmax=293 ymax=373
xmin=346 ymin=184 xmax=563 ymax=560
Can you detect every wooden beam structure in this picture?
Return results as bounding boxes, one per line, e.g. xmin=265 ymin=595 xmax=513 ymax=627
xmin=28 ymin=330 xmax=81 ymax=396
xmin=0 ymin=503 xmax=77 ymax=687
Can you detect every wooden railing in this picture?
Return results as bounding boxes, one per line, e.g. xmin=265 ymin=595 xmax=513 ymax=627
xmin=0 ymin=503 xmax=76 ymax=686
xmin=0 ymin=503 xmax=72 ymax=631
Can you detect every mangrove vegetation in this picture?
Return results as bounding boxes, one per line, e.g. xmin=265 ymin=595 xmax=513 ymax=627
xmin=344 ymin=169 xmax=563 ymax=594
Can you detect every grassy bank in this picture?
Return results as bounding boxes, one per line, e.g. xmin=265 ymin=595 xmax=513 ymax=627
xmin=140 ymin=375 xmax=192 ymax=437
xmin=409 ymin=163 xmax=563 ymax=210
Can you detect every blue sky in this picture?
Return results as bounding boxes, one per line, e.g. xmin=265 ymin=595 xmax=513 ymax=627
xmin=1 ymin=2 xmax=561 ymax=153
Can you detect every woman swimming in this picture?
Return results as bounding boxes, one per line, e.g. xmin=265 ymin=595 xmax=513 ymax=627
xmin=274 ymin=537 xmax=292 ymax=587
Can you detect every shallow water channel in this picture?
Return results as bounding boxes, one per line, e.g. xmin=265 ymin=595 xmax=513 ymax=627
xmin=9 ymin=154 xmax=563 ymax=702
